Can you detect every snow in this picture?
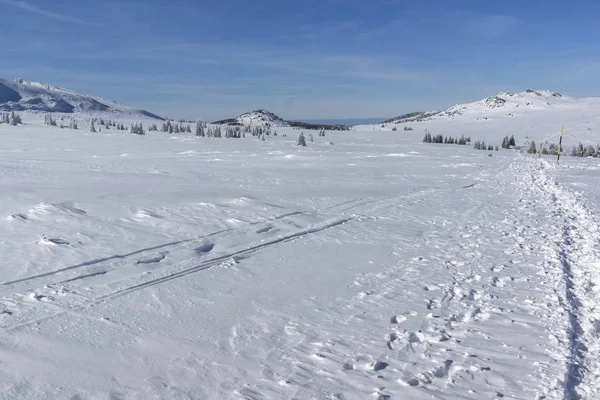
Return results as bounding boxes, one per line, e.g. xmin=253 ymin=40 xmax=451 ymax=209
xmin=0 ymin=77 xmax=163 ymax=120
xmin=1 ymin=106 xmax=600 ymax=399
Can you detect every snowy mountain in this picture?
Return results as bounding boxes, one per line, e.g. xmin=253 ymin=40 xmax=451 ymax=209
xmin=383 ymin=89 xmax=597 ymax=124
xmin=213 ymin=109 xmax=352 ymax=130
xmin=0 ymin=77 xmax=164 ymax=120
xmin=214 ymin=109 xmax=289 ymax=127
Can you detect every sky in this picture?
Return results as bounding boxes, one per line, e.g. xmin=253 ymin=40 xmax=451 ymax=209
xmin=1 ymin=0 xmax=599 ymax=121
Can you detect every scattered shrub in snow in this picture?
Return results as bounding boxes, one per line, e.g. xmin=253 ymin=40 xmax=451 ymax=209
xmin=528 ymin=141 xmax=537 ymax=154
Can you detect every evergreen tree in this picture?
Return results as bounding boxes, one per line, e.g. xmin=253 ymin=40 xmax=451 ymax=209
xmin=90 ymin=120 xmax=96 ymax=133
xmin=528 ymin=141 xmax=537 ymax=154
xmin=297 ymin=132 xmax=307 ymax=146
xmin=44 ymin=114 xmax=57 ymax=126
xmin=509 ymin=135 xmax=516 ymax=147
xmin=130 ymin=122 xmax=145 ymax=135
xmin=9 ymin=111 xmax=22 ymax=126
xmin=195 ymin=121 xmax=205 ymax=137
xmin=584 ymin=145 xmax=596 ymax=157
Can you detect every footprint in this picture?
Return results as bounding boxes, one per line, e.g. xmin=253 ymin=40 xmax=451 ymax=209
xmin=390 ymin=314 xmax=408 ymax=324
xmin=255 ymin=225 xmax=274 ymax=234
xmin=434 ymin=360 xmax=454 ymax=378
xmin=195 ymin=243 xmax=215 ymax=254
xmin=399 ymin=376 xmax=420 ymax=387
xmin=386 ymin=333 xmax=398 ymax=350
xmin=427 ymin=298 xmax=441 ymax=310
xmin=408 ymin=331 xmax=425 ymax=343
xmin=373 ymin=361 xmax=389 ymax=371
xmin=136 ymin=254 xmax=166 ymax=265
xmin=8 ymin=213 xmax=28 ymax=221
xmin=38 ymin=236 xmax=70 ymax=246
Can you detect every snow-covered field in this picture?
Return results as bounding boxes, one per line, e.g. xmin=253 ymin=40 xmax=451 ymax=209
xmin=1 ymin=116 xmax=600 ymax=399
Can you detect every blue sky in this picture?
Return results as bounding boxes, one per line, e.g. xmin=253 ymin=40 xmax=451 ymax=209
xmin=1 ymin=0 xmax=599 ymax=120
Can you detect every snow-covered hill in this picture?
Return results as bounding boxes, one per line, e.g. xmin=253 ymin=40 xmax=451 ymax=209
xmin=383 ymin=89 xmax=600 ymax=124
xmin=214 ymin=109 xmax=289 ymax=127
xmin=366 ymin=89 xmax=600 ymax=149
xmin=0 ymin=77 xmax=164 ymax=120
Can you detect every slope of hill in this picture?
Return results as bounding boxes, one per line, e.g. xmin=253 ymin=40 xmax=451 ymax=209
xmin=360 ymin=89 xmax=600 ymax=150
xmin=0 ymin=77 xmax=164 ymax=120
xmin=214 ymin=109 xmax=289 ymax=127
xmin=213 ymin=109 xmax=351 ymax=130
xmin=381 ymin=89 xmax=596 ymax=125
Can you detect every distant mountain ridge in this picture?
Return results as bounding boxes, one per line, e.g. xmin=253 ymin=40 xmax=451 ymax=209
xmin=0 ymin=77 xmax=164 ymax=120
xmin=381 ymin=89 xmax=579 ymax=125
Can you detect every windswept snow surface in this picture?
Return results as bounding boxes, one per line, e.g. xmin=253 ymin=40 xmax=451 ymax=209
xmin=1 ymin=120 xmax=600 ymax=399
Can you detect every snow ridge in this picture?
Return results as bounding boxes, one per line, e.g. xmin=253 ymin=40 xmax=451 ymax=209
xmin=0 ymin=77 xmax=164 ymax=120
xmin=382 ymin=89 xmax=588 ymax=125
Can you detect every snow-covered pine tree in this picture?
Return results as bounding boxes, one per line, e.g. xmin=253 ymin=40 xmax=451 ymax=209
xmin=584 ymin=145 xmax=596 ymax=157
xmin=9 ymin=111 xmax=22 ymax=126
xmin=528 ymin=141 xmax=537 ymax=154
xmin=297 ymin=132 xmax=307 ymax=146
xmin=195 ymin=120 xmax=205 ymax=137
xmin=44 ymin=114 xmax=56 ymax=126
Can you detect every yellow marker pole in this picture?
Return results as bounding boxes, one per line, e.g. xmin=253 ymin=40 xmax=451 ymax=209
xmin=557 ymin=126 xmax=564 ymax=164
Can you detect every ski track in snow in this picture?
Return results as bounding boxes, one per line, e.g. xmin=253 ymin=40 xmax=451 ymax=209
xmin=0 ymin=185 xmax=446 ymax=335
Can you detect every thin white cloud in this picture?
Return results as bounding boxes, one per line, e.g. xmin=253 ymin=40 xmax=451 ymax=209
xmin=0 ymin=0 xmax=105 ymax=27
